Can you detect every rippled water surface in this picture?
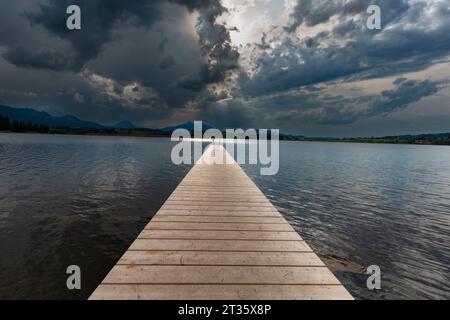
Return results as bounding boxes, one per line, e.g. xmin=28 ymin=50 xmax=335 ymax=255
xmin=0 ymin=134 xmax=191 ymax=299
xmin=0 ymin=134 xmax=449 ymax=299
xmin=242 ymin=141 xmax=450 ymax=299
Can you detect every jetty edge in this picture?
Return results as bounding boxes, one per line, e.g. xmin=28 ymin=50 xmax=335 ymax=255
xmin=90 ymin=144 xmax=353 ymax=300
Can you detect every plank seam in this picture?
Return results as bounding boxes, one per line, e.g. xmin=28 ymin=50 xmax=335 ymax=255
xmin=137 ymin=238 xmax=303 ymax=242
xmin=145 ymin=229 xmax=296 ymax=232
xmin=116 ymin=264 xmax=327 ymax=267
xmin=150 ymin=221 xmax=288 ymax=225
xmin=100 ymin=283 xmax=343 ymax=286
xmin=127 ymin=249 xmax=313 ymax=253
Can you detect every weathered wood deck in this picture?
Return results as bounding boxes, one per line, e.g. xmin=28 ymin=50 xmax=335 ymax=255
xmin=90 ymin=144 xmax=353 ymax=300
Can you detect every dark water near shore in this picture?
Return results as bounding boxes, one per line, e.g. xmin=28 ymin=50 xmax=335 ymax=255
xmin=0 ymin=134 xmax=449 ymax=299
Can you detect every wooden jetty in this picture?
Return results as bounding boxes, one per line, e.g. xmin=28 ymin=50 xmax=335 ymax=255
xmin=90 ymin=144 xmax=352 ymax=300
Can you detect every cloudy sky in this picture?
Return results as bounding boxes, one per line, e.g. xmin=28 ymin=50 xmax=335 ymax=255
xmin=0 ymin=0 xmax=449 ymax=137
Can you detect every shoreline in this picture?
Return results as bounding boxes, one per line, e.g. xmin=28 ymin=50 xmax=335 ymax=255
xmin=1 ymin=130 xmax=449 ymax=147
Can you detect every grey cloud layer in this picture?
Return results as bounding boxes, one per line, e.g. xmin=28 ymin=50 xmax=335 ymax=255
xmin=286 ymin=0 xmax=409 ymax=31
xmin=244 ymin=0 xmax=450 ymax=96
xmin=0 ymin=0 xmax=239 ymax=123
xmin=23 ymin=0 xmax=229 ymax=72
xmin=0 ymin=0 xmax=449 ymax=134
xmin=202 ymin=77 xmax=443 ymax=130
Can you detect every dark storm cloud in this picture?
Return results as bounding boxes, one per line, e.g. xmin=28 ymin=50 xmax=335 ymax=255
xmin=2 ymin=48 xmax=77 ymax=71
xmin=0 ymin=0 xmax=239 ymax=89
xmin=286 ymin=0 xmax=409 ymax=32
xmin=0 ymin=0 xmax=240 ymax=122
xmin=0 ymin=0 xmax=449 ymax=134
xmin=243 ymin=0 xmax=450 ymax=99
xmin=15 ymin=0 xmax=164 ymax=71
xmin=195 ymin=76 xmax=443 ymax=131
xmin=159 ymin=55 xmax=176 ymax=70
xmin=177 ymin=3 xmax=239 ymax=92
xmin=260 ymin=78 xmax=444 ymax=126
xmin=317 ymin=78 xmax=443 ymax=125
xmin=365 ymin=78 xmax=441 ymax=117
xmin=23 ymin=0 xmax=227 ymax=72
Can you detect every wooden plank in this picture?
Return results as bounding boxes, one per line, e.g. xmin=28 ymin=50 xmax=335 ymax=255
xmin=175 ymin=186 xmax=263 ymax=190
xmin=90 ymin=144 xmax=353 ymax=300
xmin=90 ymin=284 xmax=352 ymax=300
xmin=163 ymin=200 xmax=274 ymax=206
xmin=157 ymin=208 xmax=277 ymax=213
xmin=174 ymin=189 xmax=264 ymax=194
xmin=151 ymin=216 xmax=286 ymax=224
xmin=118 ymin=251 xmax=323 ymax=266
xmin=156 ymin=210 xmax=281 ymax=217
xmin=146 ymin=222 xmax=295 ymax=231
xmin=167 ymin=197 xmax=270 ymax=203
xmin=137 ymin=230 xmax=302 ymax=240
xmin=102 ymin=266 xmax=341 ymax=285
xmin=129 ymin=239 xmax=311 ymax=252
xmin=161 ymin=205 xmax=277 ymax=211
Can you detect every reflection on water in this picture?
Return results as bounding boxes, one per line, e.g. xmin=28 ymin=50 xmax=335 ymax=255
xmin=0 ymin=134 xmax=449 ymax=299
xmin=241 ymin=142 xmax=450 ymax=300
xmin=0 ymin=134 xmax=191 ymax=299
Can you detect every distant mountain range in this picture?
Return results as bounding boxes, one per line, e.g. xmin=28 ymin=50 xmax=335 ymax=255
xmin=162 ymin=121 xmax=214 ymax=132
xmin=0 ymin=105 xmax=214 ymax=132
xmin=114 ymin=120 xmax=137 ymax=129
xmin=3 ymin=105 xmax=448 ymax=145
xmin=0 ymin=105 xmax=104 ymax=129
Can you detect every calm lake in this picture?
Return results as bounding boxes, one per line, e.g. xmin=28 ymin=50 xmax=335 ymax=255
xmin=0 ymin=133 xmax=449 ymax=299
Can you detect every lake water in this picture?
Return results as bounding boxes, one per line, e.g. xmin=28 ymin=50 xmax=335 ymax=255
xmin=0 ymin=133 xmax=449 ymax=299
xmin=242 ymin=142 xmax=450 ymax=299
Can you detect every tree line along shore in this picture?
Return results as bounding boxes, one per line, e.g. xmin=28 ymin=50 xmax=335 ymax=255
xmin=1 ymin=114 xmax=449 ymax=145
